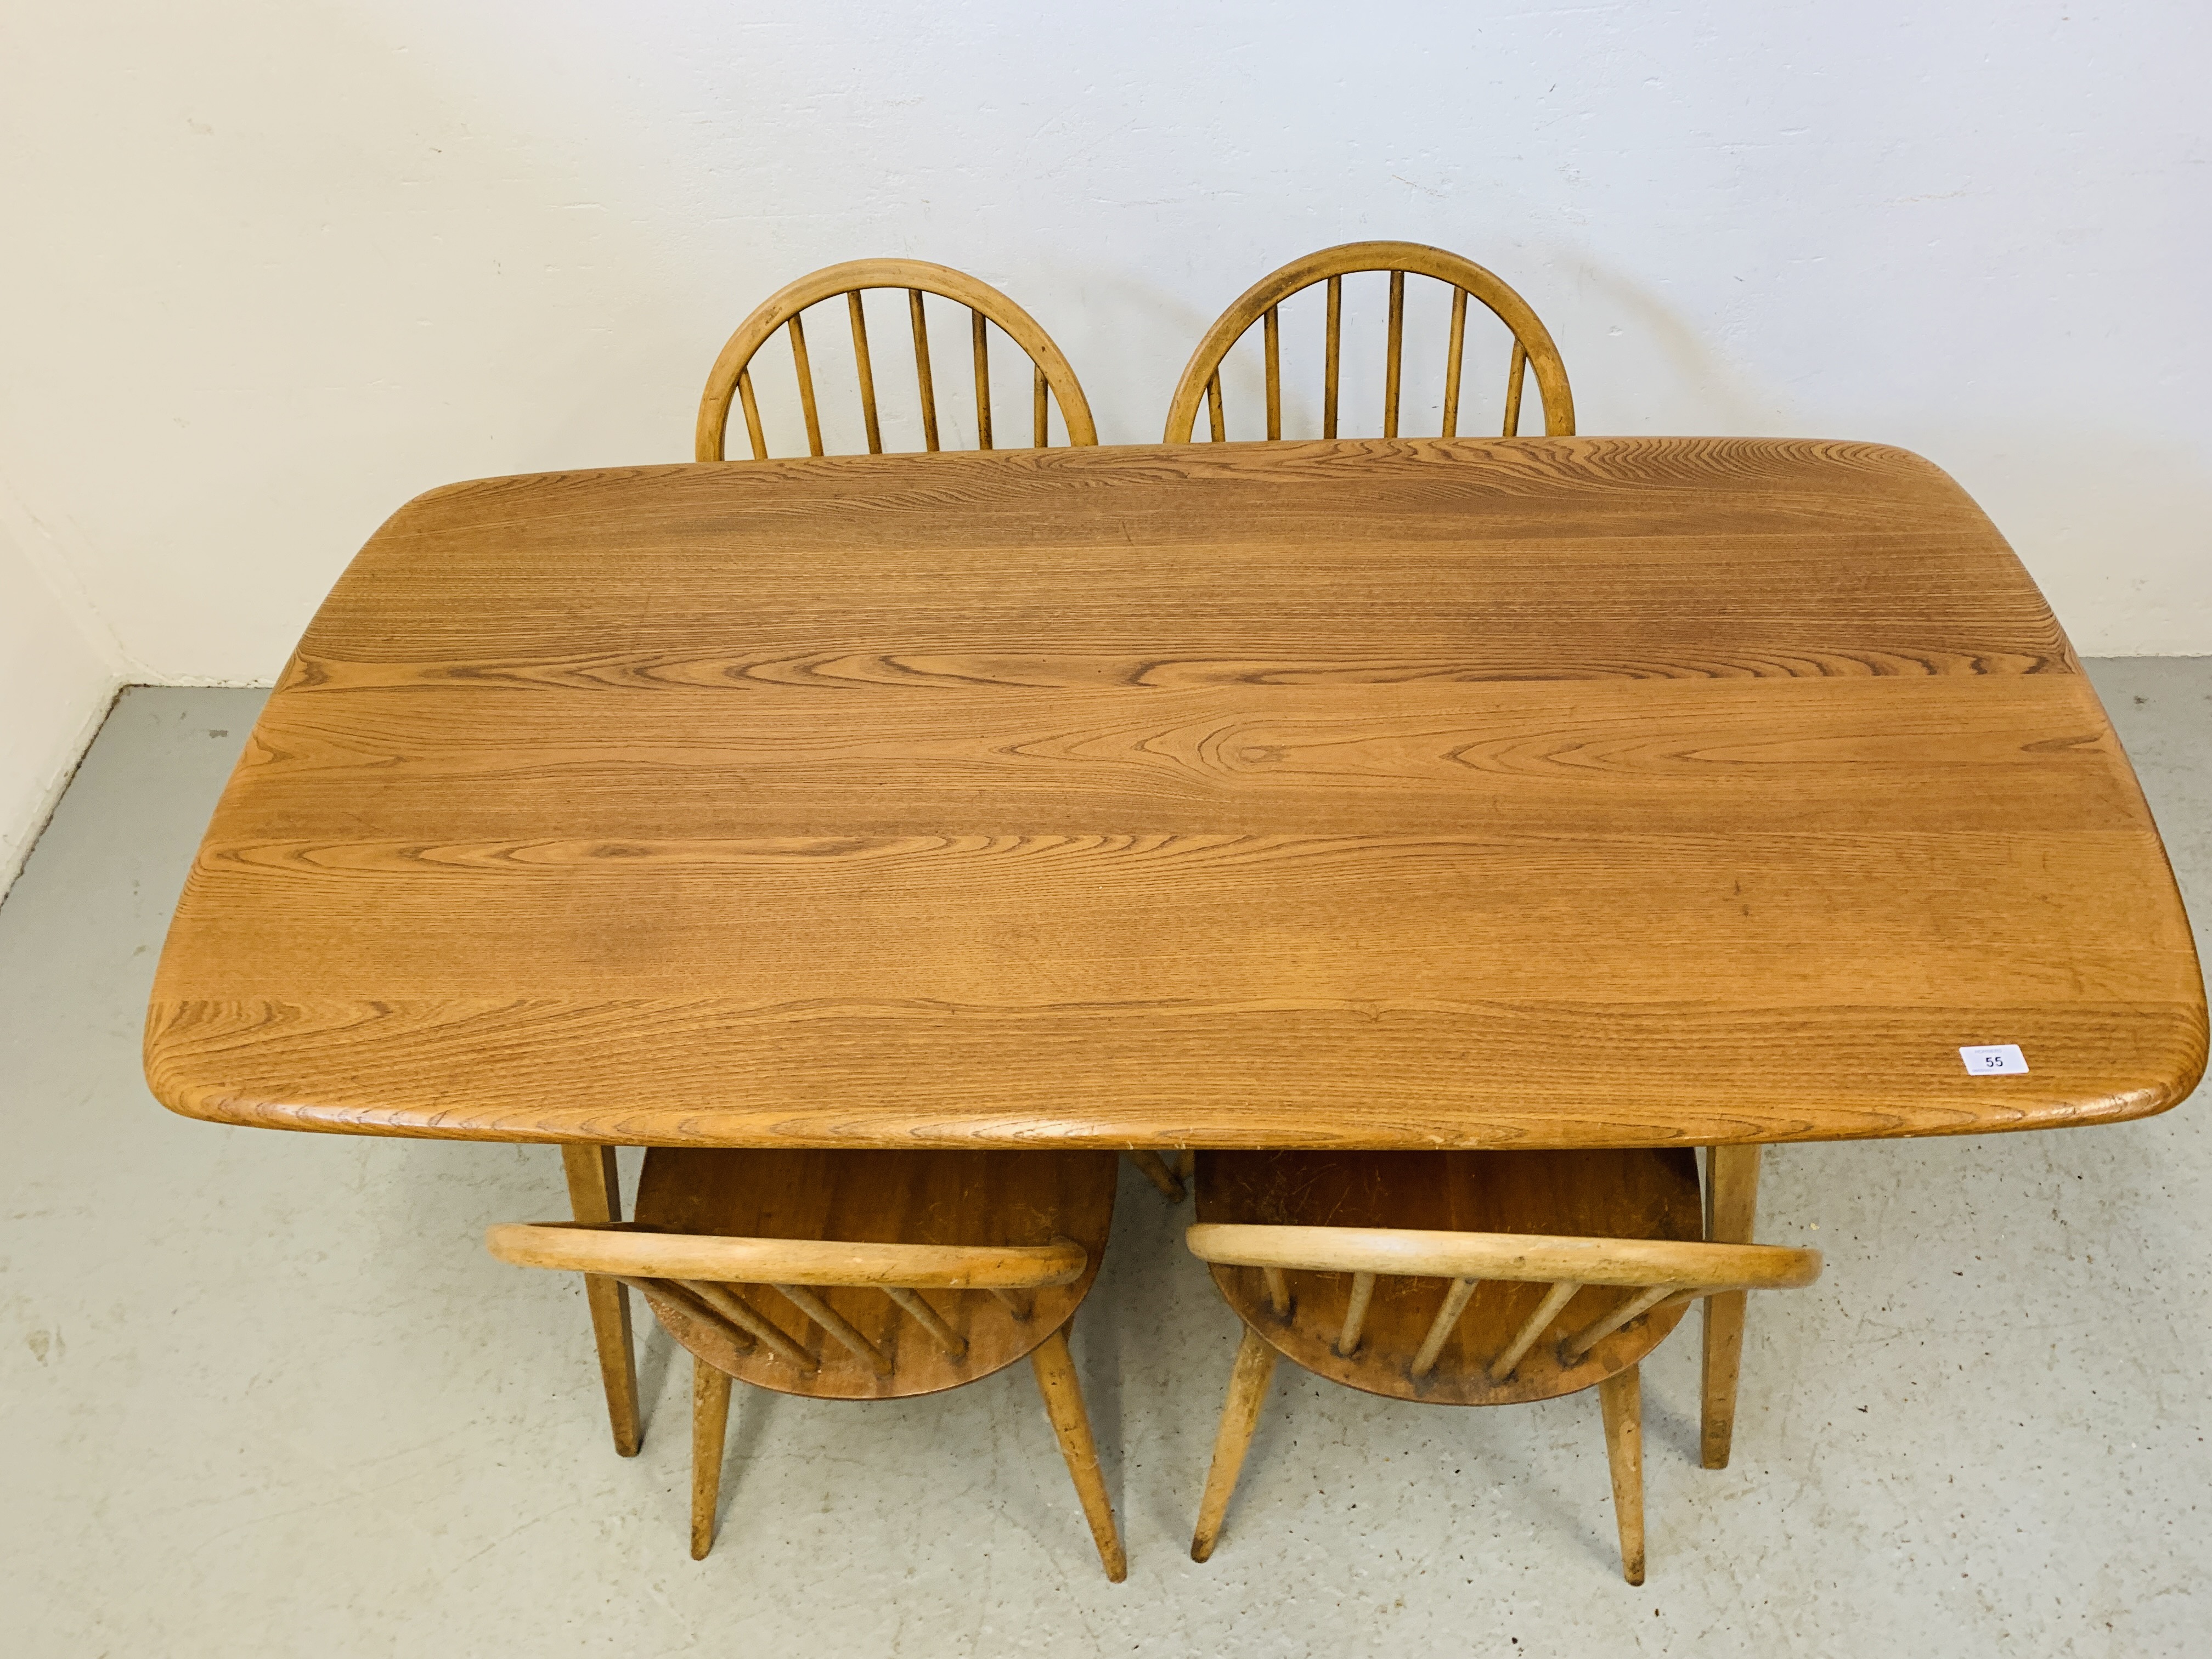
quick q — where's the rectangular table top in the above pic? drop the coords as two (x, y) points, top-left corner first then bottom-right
(144, 437), (2207, 1149)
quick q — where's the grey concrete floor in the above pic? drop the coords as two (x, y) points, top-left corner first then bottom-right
(3, 667), (2208, 1658)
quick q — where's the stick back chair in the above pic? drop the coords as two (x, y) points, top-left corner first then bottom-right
(490, 1147), (1126, 1578)
(1183, 1149), (1819, 1583)
(696, 258), (1098, 461)
(1164, 240), (1574, 444)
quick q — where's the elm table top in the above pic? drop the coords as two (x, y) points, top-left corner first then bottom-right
(144, 438), (2207, 1149)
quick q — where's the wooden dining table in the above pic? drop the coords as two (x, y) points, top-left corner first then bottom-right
(144, 435), (2207, 1467)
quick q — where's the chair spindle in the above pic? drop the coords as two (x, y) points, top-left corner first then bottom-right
(1503, 340), (1528, 437)
(908, 289), (940, 452)
(970, 309), (992, 449)
(1488, 1279), (1581, 1382)
(774, 1283), (893, 1376)
(682, 1278), (815, 1371)
(847, 291), (883, 454)
(1032, 364), (1048, 448)
(1263, 304), (1282, 440)
(1442, 286), (1469, 439)
(736, 370), (769, 461)
(1562, 1283), (1675, 1364)
(1323, 274), (1342, 438)
(787, 314), (824, 456)
(1206, 372), (1225, 443)
(1410, 1277), (1480, 1378)
(1384, 269), (1405, 438)
(1261, 1266), (1291, 1318)
(883, 1286), (967, 1358)
(1335, 1271), (1375, 1357)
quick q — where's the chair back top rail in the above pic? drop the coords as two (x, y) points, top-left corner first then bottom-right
(696, 257), (1098, 461)
(487, 1220), (1087, 1289)
(1186, 1222), (1820, 1292)
(1164, 239), (1574, 443)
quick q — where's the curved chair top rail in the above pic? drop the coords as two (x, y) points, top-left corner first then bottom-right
(487, 1220), (1088, 1290)
(1164, 239), (1575, 443)
(696, 257), (1099, 461)
(1186, 1223), (1820, 1293)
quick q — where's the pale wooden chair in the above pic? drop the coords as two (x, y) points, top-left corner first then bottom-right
(490, 1147), (1127, 1579)
(696, 258), (1098, 461)
(1164, 240), (1574, 444)
(1183, 1149), (1819, 1583)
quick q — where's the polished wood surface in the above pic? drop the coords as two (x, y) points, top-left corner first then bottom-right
(495, 1147), (1126, 1575)
(622, 1148), (1115, 1400)
(1190, 1149), (1709, 1407)
(1183, 1148), (1813, 1580)
(144, 438), (2207, 1149)
(1165, 241), (1574, 442)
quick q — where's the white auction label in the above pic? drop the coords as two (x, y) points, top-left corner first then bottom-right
(1959, 1044), (2029, 1075)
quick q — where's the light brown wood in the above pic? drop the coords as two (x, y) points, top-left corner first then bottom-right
(146, 439), (2208, 1151)
(1384, 269), (1405, 439)
(690, 1357), (731, 1559)
(1701, 1143), (1763, 1469)
(1442, 286), (1468, 438)
(1194, 1150), (1709, 1408)
(1409, 1277), (1479, 1379)
(907, 289), (939, 452)
(635, 1149), (1112, 1401)
(695, 258), (1096, 460)
(1598, 1364), (1646, 1585)
(970, 308), (992, 451)
(1323, 275), (1341, 437)
(560, 1144), (640, 1457)
(787, 314), (822, 458)
(883, 1286), (967, 1358)
(1166, 241), (1573, 441)
(1029, 1325), (1128, 1582)
(486, 1221), (1087, 1289)
(1561, 1283), (1678, 1363)
(1488, 1278), (1582, 1383)
(847, 292), (882, 455)
(1260, 1267), (1290, 1319)
(1262, 304), (1282, 440)
(500, 1147), (1126, 1573)
(1127, 1149), (1187, 1202)
(683, 1277), (813, 1370)
(1335, 1271), (1375, 1356)
(1186, 1149), (1797, 1579)
(1188, 1224), (1819, 1291)
(1190, 1324), (1277, 1562)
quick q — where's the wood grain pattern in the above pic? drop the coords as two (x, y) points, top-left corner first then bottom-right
(625, 1148), (1115, 1400)
(1191, 1149), (1706, 1407)
(144, 438), (2207, 1149)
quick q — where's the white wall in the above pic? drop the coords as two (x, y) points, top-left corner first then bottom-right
(0, 0), (2206, 692)
(0, 496), (122, 891)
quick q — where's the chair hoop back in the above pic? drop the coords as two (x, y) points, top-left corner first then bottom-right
(1187, 1222), (1820, 1293)
(1164, 240), (1574, 442)
(696, 258), (1098, 460)
(487, 1220), (1088, 1289)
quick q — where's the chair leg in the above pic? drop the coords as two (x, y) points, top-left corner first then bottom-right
(691, 1357), (733, 1560)
(1598, 1364), (1646, 1585)
(1190, 1325), (1277, 1562)
(1127, 1150), (1186, 1203)
(561, 1144), (642, 1457)
(1700, 1144), (1762, 1469)
(1029, 1324), (1127, 1581)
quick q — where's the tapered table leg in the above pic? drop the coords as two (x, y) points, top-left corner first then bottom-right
(1700, 1143), (1762, 1469)
(562, 1143), (642, 1457)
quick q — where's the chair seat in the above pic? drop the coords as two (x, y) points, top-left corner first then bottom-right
(1195, 1149), (1702, 1405)
(633, 1148), (1116, 1401)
